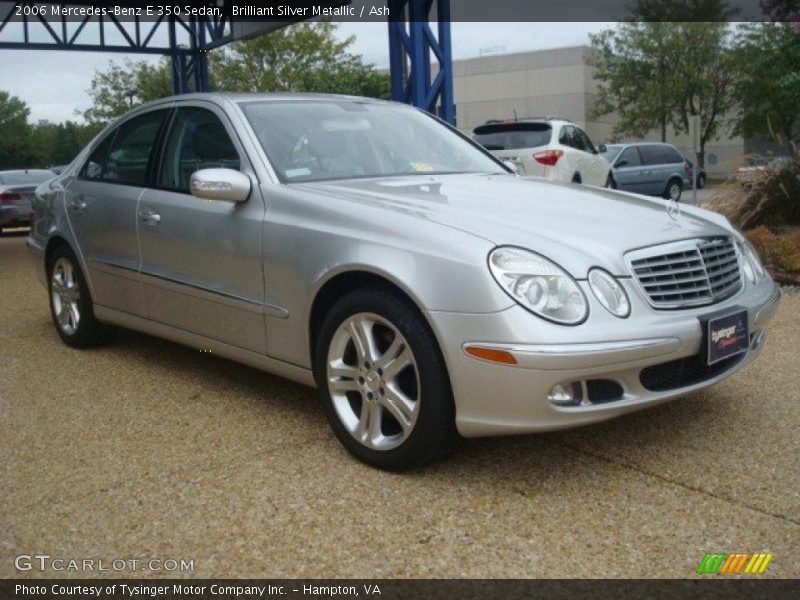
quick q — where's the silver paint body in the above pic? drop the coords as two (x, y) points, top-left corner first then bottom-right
(28, 93), (781, 437)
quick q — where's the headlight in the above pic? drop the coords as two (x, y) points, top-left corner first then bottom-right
(588, 269), (630, 318)
(738, 241), (766, 284)
(488, 247), (588, 325)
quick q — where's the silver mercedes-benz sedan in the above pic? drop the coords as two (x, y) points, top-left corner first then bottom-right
(28, 93), (781, 470)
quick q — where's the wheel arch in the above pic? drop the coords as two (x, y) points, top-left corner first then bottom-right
(43, 235), (96, 303)
(308, 268), (438, 367)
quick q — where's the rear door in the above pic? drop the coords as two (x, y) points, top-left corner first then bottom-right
(637, 144), (671, 195)
(472, 122), (552, 176)
(66, 108), (169, 316)
(137, 103), (267, 353)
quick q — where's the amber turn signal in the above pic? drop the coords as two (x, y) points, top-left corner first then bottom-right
(464, 345), (518, 365)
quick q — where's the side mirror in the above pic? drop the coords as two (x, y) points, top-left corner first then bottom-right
(502, 160), (519, 174)
(615, 160), (628, 168)
(190, 168), (251, 203)
(597, 144), (607, 153)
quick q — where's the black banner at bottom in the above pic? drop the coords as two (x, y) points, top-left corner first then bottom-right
(2, 579), (799, 600)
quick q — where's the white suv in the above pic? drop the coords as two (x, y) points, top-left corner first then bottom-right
(473, 118), (612, 187)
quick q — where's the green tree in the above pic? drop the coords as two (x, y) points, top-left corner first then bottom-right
(733, 22), (800, 153)
(211, 22), (390, 98)
(590, 21), (736, 167)
(82, 58), (171, 124)
(0, 91), (36, 169)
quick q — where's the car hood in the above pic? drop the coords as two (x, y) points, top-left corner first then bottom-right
(294, 173), (733, 277)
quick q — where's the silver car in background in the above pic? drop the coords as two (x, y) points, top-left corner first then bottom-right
(602, 143), (691, 201)
(28, 93), (781, 470)
(0, 169), (55, 233)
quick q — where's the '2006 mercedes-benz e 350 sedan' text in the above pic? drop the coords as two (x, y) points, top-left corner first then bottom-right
(28, 93), (782, 470)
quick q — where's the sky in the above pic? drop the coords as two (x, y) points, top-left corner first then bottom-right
(0, 22), (613, 123)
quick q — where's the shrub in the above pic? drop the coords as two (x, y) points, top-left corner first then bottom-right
(732, 163), (800, 230)
(746, 225), (800, 275)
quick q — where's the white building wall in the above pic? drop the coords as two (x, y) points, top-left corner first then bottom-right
(452, 45), (743, 177)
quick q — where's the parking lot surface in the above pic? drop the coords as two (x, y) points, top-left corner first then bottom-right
(1, 233), (798, 578)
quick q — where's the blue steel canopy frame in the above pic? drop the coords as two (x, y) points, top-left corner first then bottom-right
(0, 1), (455, 121)
(388, 0), (455, 124)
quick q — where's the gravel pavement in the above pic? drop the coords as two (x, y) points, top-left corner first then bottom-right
(1, 233), (798, 579)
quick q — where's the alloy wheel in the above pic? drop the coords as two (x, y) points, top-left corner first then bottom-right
(51, 257), (81, 335)
(326, 312), (420, 451)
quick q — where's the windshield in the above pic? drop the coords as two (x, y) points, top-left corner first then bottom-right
(0, 170), (54, 185)
(472, 123), (552, 150)
(241, 100), (503, 183)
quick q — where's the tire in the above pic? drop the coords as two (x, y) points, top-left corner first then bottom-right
(605, 173), (616, 189)
(47, 245), (113, 348)
(571, 173), (582, 184)
(664, 178), (682, 201)
(698, 173), (706, 189)
(314, 287), (458, 470)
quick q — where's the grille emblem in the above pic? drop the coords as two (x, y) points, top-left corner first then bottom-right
(667, 199), (681, 221)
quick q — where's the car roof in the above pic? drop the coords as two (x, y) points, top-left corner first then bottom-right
(608, 142), (679, 148)
(0, 169), (54, 177)
(132, 91), (392, 111)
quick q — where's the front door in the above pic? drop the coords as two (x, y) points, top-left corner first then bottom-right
(65, 108), (169, 316)
(612, 146), (647, 194)
(137, 104), (267, 353)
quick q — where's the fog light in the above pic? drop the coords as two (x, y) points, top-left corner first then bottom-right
(548, 381), (583, 406)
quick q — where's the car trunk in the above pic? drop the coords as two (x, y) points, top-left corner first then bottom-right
(472, 122), (552, 176)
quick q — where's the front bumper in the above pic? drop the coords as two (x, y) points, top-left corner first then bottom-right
(427, 277), (782, 437)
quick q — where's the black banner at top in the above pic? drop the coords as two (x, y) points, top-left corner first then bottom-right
(2, 579), (800, 600)
(1, 0), (797, 22)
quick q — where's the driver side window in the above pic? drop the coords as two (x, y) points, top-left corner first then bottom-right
(158, 107), (241, 193)
(616, 147), (642, 167)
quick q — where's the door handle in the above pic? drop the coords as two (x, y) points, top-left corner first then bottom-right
(139, 209), (161, 225)
(68, 197), (86, 211)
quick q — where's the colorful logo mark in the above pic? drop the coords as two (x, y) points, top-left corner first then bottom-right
(696, 553), (773, 574)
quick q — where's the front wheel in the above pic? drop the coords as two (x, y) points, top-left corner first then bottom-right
(48, 246), (113, 348)
(314, 288), (458, 470)
(664, 178), (683, 201)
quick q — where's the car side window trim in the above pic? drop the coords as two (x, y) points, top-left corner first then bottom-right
(151, 103), (248, 196)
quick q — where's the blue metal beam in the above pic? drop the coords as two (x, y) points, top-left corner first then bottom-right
(387, 0), (455, 124)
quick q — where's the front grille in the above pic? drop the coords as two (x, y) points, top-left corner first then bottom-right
(639, 351), (746, 392)
(628, 237), (741, 309)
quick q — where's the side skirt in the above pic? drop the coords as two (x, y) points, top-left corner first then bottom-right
(93, 305), (316, 389)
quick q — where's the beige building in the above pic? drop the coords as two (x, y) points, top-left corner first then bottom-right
(452, 45), (744, 177)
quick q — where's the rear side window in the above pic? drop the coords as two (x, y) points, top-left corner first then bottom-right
(81, 110), (167, 185)
(572, 127), (596, 153)
(158, 107), (241, 192)
(473, 123), (552, 150)
(639, 144), (684, 166)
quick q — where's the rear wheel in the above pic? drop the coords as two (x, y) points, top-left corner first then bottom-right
(314, 287), (458, 470)
(571, 173), (582, 184)
(664, 178), (683, 201)
(605, 173), (616, 189)
(697, 173), (706, 189)
(48, 246), (113, 348)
